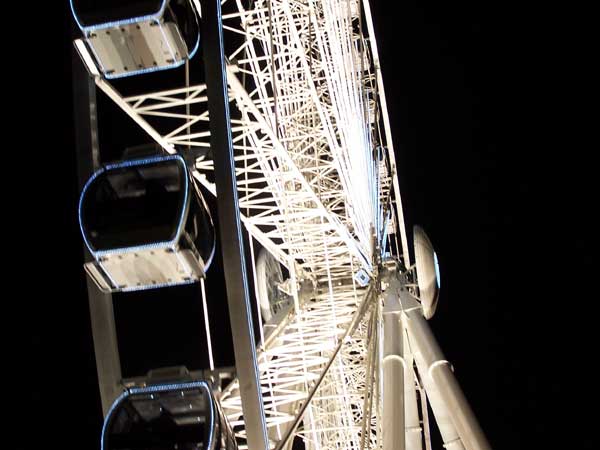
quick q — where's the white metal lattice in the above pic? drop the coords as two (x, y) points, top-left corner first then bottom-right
(81, 1), (412, 448)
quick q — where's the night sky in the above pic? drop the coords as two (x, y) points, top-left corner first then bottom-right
(21, 1), (592, 449)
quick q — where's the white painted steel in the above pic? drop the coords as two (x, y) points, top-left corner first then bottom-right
(414, 351), (466, 450)
(403, 327), (423, 450)
(407, 309), (492, 450)
(382, 311), (405, 450)
(86, 1), (407, 446)
(413, 226), (440, 319)
(77, 1), (492, 449)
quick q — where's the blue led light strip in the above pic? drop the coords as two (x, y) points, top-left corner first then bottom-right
(434, 252), (441, 288)
(104, 59), (185, 79)
(120, 277), (197, 293)
(70, 0), (168, 32)
(101, 380), (214, 450)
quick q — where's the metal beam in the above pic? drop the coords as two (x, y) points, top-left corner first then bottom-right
(72, 46), (122, 416)
(273, 283), (377, 450)
(199, 1), (269, 449)
(362, 0), (410, 266)
(381, 262), (491, 450)
(403, 328), (423, 450)
(382, 310), (405, 450)
(413, 350), (465, 450)
(406, 309), (492, 450)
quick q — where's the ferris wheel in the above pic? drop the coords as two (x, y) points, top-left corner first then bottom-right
(69, 1), (492, 449)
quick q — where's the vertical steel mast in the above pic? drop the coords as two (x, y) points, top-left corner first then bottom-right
(200, 0), (269, 448)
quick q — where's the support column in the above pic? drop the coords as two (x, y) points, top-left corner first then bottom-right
(413, 352), (465, 450)
(403, 330), (423, 450)
(72, 47), (122, 416)
(406, 309), (492, 450)
(382, 311), (405, 450)
(200, 1), (268, 449)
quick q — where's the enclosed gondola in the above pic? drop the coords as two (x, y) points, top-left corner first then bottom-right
(79, 154), (215, 293)
(102, 380), (237, 450)
(70, 0), (200, 78)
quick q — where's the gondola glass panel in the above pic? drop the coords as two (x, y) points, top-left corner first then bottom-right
(71, 0), (164, 28)
(79, 155), (215, 293)
(82, 158), (185, 251)
(102, 381), (237, 450)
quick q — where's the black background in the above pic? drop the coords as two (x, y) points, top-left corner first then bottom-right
(17, 1), (593, 449)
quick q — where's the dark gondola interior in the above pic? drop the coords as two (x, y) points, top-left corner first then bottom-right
(81, 158), (186, 252)
(104, 385), (211, 450)
(72, 0), (164, 27)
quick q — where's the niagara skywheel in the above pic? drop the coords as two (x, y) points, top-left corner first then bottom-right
(70, 1), (492, 450)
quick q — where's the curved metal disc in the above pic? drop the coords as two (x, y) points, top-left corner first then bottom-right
(413, 225), (440, 319)
(255, 248), (289, 323)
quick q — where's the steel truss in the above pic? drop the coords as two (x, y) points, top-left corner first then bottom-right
(74, 1), (491, 449)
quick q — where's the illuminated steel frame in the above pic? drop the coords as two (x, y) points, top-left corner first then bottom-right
(71, 1), (492, 450)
